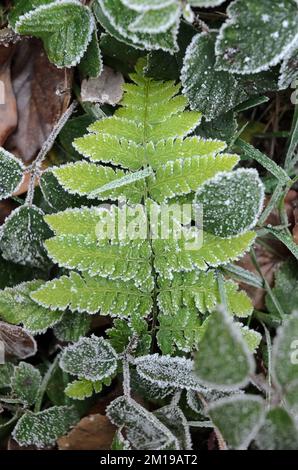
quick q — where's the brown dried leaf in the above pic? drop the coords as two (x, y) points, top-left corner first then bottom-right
(81, 65), (124, 106)
(0, 321), (37, 359)
(0, 44), (17, 144)
(57, 414), (116, 450)
(2, 38), (72, 163)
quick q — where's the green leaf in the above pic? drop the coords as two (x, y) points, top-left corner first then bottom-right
(208, 395), (265, 449)
(79, 30), (103, 79)
(107, 315), (150, 355)
(12, 406), (79, 448)
(272, 311), (298, 404)
(59, 335), (118, 382)
(148, 153), (239, 202)
(107, 396), (178, 450)
(52, 161), (145, 203)
(0, 363), (15, 389)
(53, 312), (91, 343)
(94, 0), (179, 53)
(135, 354), (207, 391)
(154, 231), (256, 277)
(215, 0), (298, 74)
(14, 0), (94, 68)
(279, 42), (298, 89)
(189, 0), (225, 5)
(265, 227), (298, 261)
(181, 32), (277, 120)
(266, 260), (298, 317)
(158, 270), (253, 318)
(197, 111), (237, 144)
(236, 139), (290, 184)
(59, 114), (95, 160)
(255, 407), (298, 450)
(195, 308), (255, 390)
(11, 362), (41, 406)
(64, 379), (94, 400)
(0, 148), (24, 201)
(44, 208), (153, 291)
(154, 405), (192, 450)
(195, 169), (264, 237)
(0, 205), (53, 269)
(30, 272), (152, 317)
(128, 4), (180, 34)
(40, 170), (92, 211)
(0, 281), (63, 334)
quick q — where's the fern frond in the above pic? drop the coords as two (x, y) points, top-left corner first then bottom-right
(158, 270), (253, 318)
(53, 161), (145, 203)
(30, 272), (152, 317)
(153, 231), (256, 278)
(73, 134), (144, 170)
(148, 153), (239, 202)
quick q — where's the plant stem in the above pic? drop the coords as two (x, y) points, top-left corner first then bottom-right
(34, 353), (60, 413)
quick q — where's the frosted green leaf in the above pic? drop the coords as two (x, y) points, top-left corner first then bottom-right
(135, 354), (207, 391)
(52, 161), (145, 203)
(79, 30), (103, 79)
(265, 260), (298, 317)
(0, 148), (24, 201)
(128, 4), (180, 34)
(95, 0), (179, 53)
(148, 153), (239, 202)
(14, 0), (94, 68)
(112, 430), (131, 450)
(146, 137), (227, 169)
(272, 311), (298, 396)
(65, 379), (94, 400)
(255, 407), (298, 450)
(157, 308), (201, 355)
(73, 133), (144, 170)
(154, 405), (192, 450)
(11, 362), (41, 406)
(8, 0), (53, 28)
(0, 205), (52, 269)
(208, 395), (265, 449)
(43, 207), (153, 291)
(153, 231), (256, 277)
(266, 227), (298, 262)
(107, 315), (150, 355)
(195, 169), (264, 237)
(30, 272), (152, 317)
(12, 406), (79, 448)
(158, 271), (253, 319)
(40, 170), (91, 211)
(278, 42), (298, 89)
(181, 32), (277, 120)
(0, 281), (63, 334)
(195, 308), (255, 390)
(60, 335), (117, 382)
(120, 0), (176, 11)
(235, 324), (262, 353)
(0, 363), (14, 389)
(107, 396), (178, 450)
(53, 312), (91, 343)
(215, 0), (298, 74)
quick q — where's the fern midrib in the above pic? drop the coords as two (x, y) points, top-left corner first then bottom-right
(141, 76), (159, 351)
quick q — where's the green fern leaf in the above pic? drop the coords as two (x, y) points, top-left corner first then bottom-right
(30, 272), (152, 317)
(153, 231), (256, 277)
(158, 270), (253, 318)
(53, 161), (145, 203)
(148, 153), (239, 202)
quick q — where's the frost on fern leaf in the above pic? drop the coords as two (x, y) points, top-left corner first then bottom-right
(31, 60), (264, 354)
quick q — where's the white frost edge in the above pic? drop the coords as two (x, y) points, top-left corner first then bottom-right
(120, 0), (176, 13)
(0, 147), (25, 200)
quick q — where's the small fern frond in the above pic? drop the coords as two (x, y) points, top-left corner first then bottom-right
(31, 272), (152, 317)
